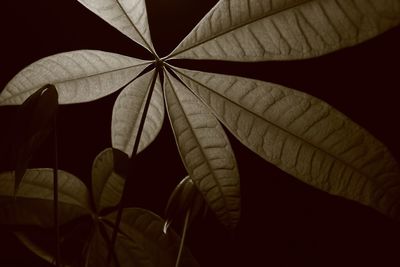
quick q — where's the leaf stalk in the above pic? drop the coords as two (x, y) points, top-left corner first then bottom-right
(175, 208), (191, 267)
(53, 114), (60, 267)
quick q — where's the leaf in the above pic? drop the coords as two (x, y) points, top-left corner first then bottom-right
(14, 232), (55, 265)
(15, 216), (93, 267)
(100, 208), (200, 267)
(167, 0), (400, 61)
(112, 69), (164, 157)
(84, 224), (113, 267)
(164, 176), (205, 233)
(77, 0), (156, 54)
(174, 67), (400, 220)
(14, 232), (77, 267)
(0, 50), (150, 105)
(13, 84), (58, 194)
(92, 148), (127, 213)
(17, 84), (58, 136)
(0, 169), (91, 227)
(164, 72), (240, 230)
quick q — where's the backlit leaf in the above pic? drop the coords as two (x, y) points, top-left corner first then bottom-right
(168, 0), (400, 61)
(112, 69), (164, 157)
(174, 67), (400, 220)
(0, 50), (150, 105)
(77, 0), (156, 54)
(164, 72), (240, 230)
(0, 169), (91, 227)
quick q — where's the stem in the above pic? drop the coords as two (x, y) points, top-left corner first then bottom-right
(53, 115), (60, 267)
(175, 208), (191, 267)
(107, 70), (159, 265)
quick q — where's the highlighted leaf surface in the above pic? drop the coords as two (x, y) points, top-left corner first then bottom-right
(77, 0), (155, 53)
(0, 50), (149, 105)
(175, 67), (400, 220)
(111, 70), (164, 157)
(164, 72), (240, 230)
(169, 0), (400, 61)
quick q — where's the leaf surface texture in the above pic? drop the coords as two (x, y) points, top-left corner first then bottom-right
(0, 169), (91, 227)
(164, 72), (240, 230)
(77, 0), (155, 53)
(174, 67), (400, 219)
(169, 0), (400, 61)
(0, 50), (149, 105)
(91, 148), (125, 212)
(111, 70), (164, 157)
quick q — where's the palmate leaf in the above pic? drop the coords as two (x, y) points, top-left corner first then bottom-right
(0, 50), (150, 105)
(167, 0), (400, 61)
(77, 0), (156, 54)
(164, 72), (240, 230)
(0, 169), (91, 227)
(91, 148), (126, 213)
(173, 67), (400, 220)
(111, 69), (164, 157)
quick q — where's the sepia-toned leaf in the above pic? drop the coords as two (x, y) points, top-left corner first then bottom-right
(101, 208), (199, 267)
(174, 67), (400, 220)
(164, 176), (205, 233)
(77, 0), (156, 54)
(0, 169), (91, 227)
(91, 148), (127, 213)
(164, 72), (240, 230)
(168, 0), (400, 61)
(14, 232), (56, 265)
(0, 50), (150, 105)
(15, 216), (93, 267)
(112, 69), (164, 157)
(13, 84), (58, 194)
(84, 223), (115, 267)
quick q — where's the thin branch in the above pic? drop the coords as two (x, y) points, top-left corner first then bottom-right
(175, 208), (191, 267)
(53, 114), (60, 267)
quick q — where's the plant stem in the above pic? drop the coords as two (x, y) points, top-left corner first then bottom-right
(107, 70), (159, 265)
(175, 208), (191, 267)
(53, 115), (60, 267)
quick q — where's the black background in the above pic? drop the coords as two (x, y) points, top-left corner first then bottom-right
(1, 1), (400, 266)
